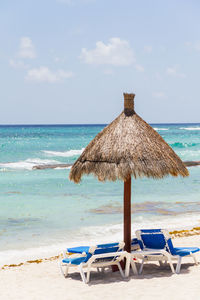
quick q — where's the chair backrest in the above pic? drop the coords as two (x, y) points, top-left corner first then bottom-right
(132, 238), (139, 245)
(67, 246), (90, 254)
(135, 229), (174, 254)
(87, 241), (125, 263)
(94, 241), (124, 255)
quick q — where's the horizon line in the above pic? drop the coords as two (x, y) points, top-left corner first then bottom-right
(0, 122), (199, 126)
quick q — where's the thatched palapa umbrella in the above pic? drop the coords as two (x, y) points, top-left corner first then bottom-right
(69, 93), (189, 252)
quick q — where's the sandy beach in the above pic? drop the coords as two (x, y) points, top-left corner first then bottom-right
(1, 234), (200, 300)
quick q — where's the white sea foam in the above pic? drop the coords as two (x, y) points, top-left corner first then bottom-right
(1, 213), (200, 267)
(177, 150), (200, 159)
(153, 128), (168, 131)
(0, 244), (68, 267)
(0, 158), (59, 171)
(54, 166), (71, 170)
(180, 127), (200, 131)
(78, 214), (200, 243)
(42, 148), (85, 157)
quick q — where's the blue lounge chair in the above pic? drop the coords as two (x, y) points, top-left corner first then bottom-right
(65, 239), (140, 254)
(132, 229), (200, 274)
(59, 242), (137, 283)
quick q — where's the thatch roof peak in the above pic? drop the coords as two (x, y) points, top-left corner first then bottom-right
(124, 93), (135, 116)
(69, 93), (189, 183)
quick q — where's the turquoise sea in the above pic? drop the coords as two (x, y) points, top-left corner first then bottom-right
(0, 123), (200, 265)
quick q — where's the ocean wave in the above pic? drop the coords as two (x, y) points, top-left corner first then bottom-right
(54, 166), (71, 170)
(0, 158), (59, 171)
(80, 214), (200, 240)
(180, 127), (200, 131)
(170, 142), (199, 148)
(1, 213), (200, 267)
(153, 128), (169, 131)
(42, 148), (85, 157)
(178, 150), (200, 158)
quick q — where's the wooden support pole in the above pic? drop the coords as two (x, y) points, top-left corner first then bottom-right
(124, 176), (131, 253)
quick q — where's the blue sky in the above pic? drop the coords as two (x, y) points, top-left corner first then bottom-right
(1, 0), (200, 124)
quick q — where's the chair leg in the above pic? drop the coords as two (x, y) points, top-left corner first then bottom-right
(176, 256), (182, 274)
(65, 265), (69, 277)
(191, 253), (198, 265)
(78, 265), (87, 284)
(130, 259), (138, 276)
(59, 261), (69, 278)
(163, 259), (168, 265)
(139, 258), (145, 275)
(59, 261), (65, 277)
(86, 265), (91, 283)
(124, 254), (131, 277)
(168, 258), (175, 274)
(117, 262), (125, 278)
(159, 260), (164, 267)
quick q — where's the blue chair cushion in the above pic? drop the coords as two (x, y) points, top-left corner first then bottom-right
(97, 242), (119, 248)
(62, 253), (92, 265)
(141, 229), (162, 233)
(140, 233), (166, 250)
(94, 246), (119, 255)
(131, 238), (139, 245)
(172, 247), (200, 257)
(67, 243), (120, 254)
(67, 246), (90, 254)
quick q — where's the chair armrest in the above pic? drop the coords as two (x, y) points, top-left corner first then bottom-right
(89, 251), (128, 263)
(131, 249), (171, 258)
(61, 250), (87, 259)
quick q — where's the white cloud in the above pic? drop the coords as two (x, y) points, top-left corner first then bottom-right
(166, 66), (186, 78)
(194, 43), (200, 51)
(152, 92), (166, 99)
(144, 45), (152, 53)
(135, 64), (144, 72)
(80, 38), (135, 66)
(18, 37), (36, 59)
(185, 41), (200, 51)
(25, 67), (74, 83)
(9, 59), (29, 69)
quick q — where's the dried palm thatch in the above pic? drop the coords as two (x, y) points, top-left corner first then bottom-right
(69, 93), (189, 183)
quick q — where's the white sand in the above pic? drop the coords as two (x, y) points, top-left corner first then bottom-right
(1, 235), (200, 300)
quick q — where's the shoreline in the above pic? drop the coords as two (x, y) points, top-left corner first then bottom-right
(32, 160), (200, 170)
(2, 226), (200, 271)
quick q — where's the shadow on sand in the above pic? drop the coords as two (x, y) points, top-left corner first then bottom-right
(64, 262), (194, 285)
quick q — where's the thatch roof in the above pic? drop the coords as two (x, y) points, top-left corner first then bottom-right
(69, 93), (189, 183)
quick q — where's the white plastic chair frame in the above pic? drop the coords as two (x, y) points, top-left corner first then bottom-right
(59, 242), (137, 283)
(131, 229), (198, 274)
